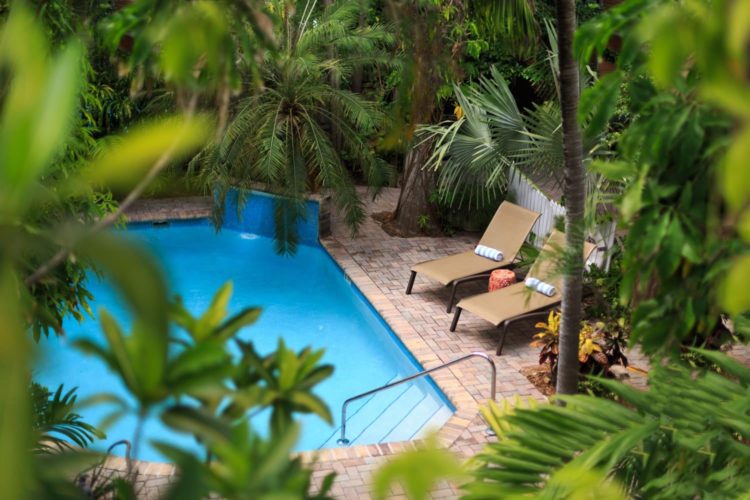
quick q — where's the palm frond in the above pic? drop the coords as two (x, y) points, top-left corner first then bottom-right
(32, 383), (103, 454)
(191, 0), (391, 251)
(465, 353), (750, 498)
(470, 0), (539, 56)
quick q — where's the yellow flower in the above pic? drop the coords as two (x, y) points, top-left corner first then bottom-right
(454, 104), (463, 120)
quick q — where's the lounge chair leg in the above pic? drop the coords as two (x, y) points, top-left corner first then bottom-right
(406, 271), (416, 295)
(496, 321), (510, 355)
(447, 282), (458, 313)
(450, 307), (462, 332)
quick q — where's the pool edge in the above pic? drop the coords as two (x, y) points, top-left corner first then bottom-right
(115, 197), (486, 473)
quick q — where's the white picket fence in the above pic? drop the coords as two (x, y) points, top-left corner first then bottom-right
(507, 170), (615, 269)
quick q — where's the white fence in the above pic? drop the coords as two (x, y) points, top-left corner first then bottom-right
(508, 170), (615, 269)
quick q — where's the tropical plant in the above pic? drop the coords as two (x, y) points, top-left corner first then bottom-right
(192, 0), (394, 252)
(531, 310), (628, 386)
(1, 5), (337, 497)
(419, 24), (606, 213)
(385, 0), (537, 236)
(79, 282), (335, 496)
(466, 350), (750, 498)
(577, 0), (750, 355)
(31, 382), (104, 454)
(102, 0), (277, 124)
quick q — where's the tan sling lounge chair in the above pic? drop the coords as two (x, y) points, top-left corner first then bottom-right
(405, 201), (540, 313)
(449, 230), (596, 355)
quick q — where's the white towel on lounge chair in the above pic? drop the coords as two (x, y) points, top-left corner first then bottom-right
(525, 277), (556, 297)
(474, 244), (504, 262)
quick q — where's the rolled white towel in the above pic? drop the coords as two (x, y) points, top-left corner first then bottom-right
(525, 277), (556, 297)
(475, 244), (504, 262)
(536, 281), (556, 297)
(524, 277), (540, 288)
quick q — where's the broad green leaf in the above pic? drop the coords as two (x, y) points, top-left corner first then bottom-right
(78, 232), (168, 334)
(213, 307), (261, 341)
(253, 423), (300, 479)
(690, 348), (750, 384)
(701, 80), (750, 121)
(645, 11), (690, 88)
(728, 0), (750, 59)
(545, 464), (627, 500)
(373, 436), (465, 500)
(84, 115), (211, 189)
(161, 405), (232, 446)
(580, 71), (622, 138)
(194, 282), (233, 341)
(0, 264), (31, 500)
(620, 169), (646, 221)
(588, 160), (638, 181)
(289, 391), (332, 424)
(0, 7), (82, 214)
(720, 254), (750, 315)
(738, 210), (750, 242)
(721, 127), (750, 213)
(98, 310), (139, 394)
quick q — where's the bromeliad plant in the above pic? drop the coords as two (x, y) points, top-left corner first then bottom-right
(531, 310), (628, 386)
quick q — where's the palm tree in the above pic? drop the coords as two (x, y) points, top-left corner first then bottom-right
(419, 14), (599, 394)
(386, 0), (550, 235)
(554, 0), (586, 395)
(193, 0), (394, 252)
(418, 26), (606, 216)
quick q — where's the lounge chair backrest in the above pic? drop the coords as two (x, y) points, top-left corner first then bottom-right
(478, 201), (541, 256)
(528, 230), (597, 286)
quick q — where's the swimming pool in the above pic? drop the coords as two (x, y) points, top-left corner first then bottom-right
(35, 191), (454, 462)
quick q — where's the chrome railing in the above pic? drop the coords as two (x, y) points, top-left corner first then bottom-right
(336, 352), (496, 445)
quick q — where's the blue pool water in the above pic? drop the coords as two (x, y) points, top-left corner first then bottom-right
(35, 191), (453, 462)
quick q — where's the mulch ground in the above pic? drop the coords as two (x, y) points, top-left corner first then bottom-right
(520, 365), (556, 397)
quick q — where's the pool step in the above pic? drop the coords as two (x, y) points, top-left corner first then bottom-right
(318, 378), (453, 449)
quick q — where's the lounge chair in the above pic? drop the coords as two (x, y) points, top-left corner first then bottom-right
(449, 230), (596, 355)
(405, 201), (540, 313)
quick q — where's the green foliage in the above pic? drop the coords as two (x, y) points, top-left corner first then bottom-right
(420, 64), (606, 212)
(583, 249), (631, 348)
(102, 0), (276, 107)
(0, 0), (174, 338)
(577, 0), (749, 355)
(31, 382), (104, 454)
(530, 310), (628, 388)
(467, 351), (750, 498)
(159, 422), (333, 499)
(193, 0), (394, 253)
(78, 282), (335, 496)
(1, 6), (334, 497)
(373, 436), (465, 500)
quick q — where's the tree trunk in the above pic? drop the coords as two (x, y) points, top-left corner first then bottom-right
(351, 0), (366, 94)
(393, 139), (438, 234)
(555, 0), (586, 396)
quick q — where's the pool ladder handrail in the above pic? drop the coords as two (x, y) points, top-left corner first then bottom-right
(336, 351), (496, 445)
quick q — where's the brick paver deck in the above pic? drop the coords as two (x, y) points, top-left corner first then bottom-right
(120, 190), (750, 499)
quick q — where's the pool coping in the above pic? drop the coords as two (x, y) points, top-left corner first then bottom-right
(107, 198), (482, 477)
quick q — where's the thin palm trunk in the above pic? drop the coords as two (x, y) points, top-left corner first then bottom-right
(555, 0), (586, 395)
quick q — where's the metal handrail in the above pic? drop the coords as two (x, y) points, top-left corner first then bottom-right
(336, 352), (496, 445)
